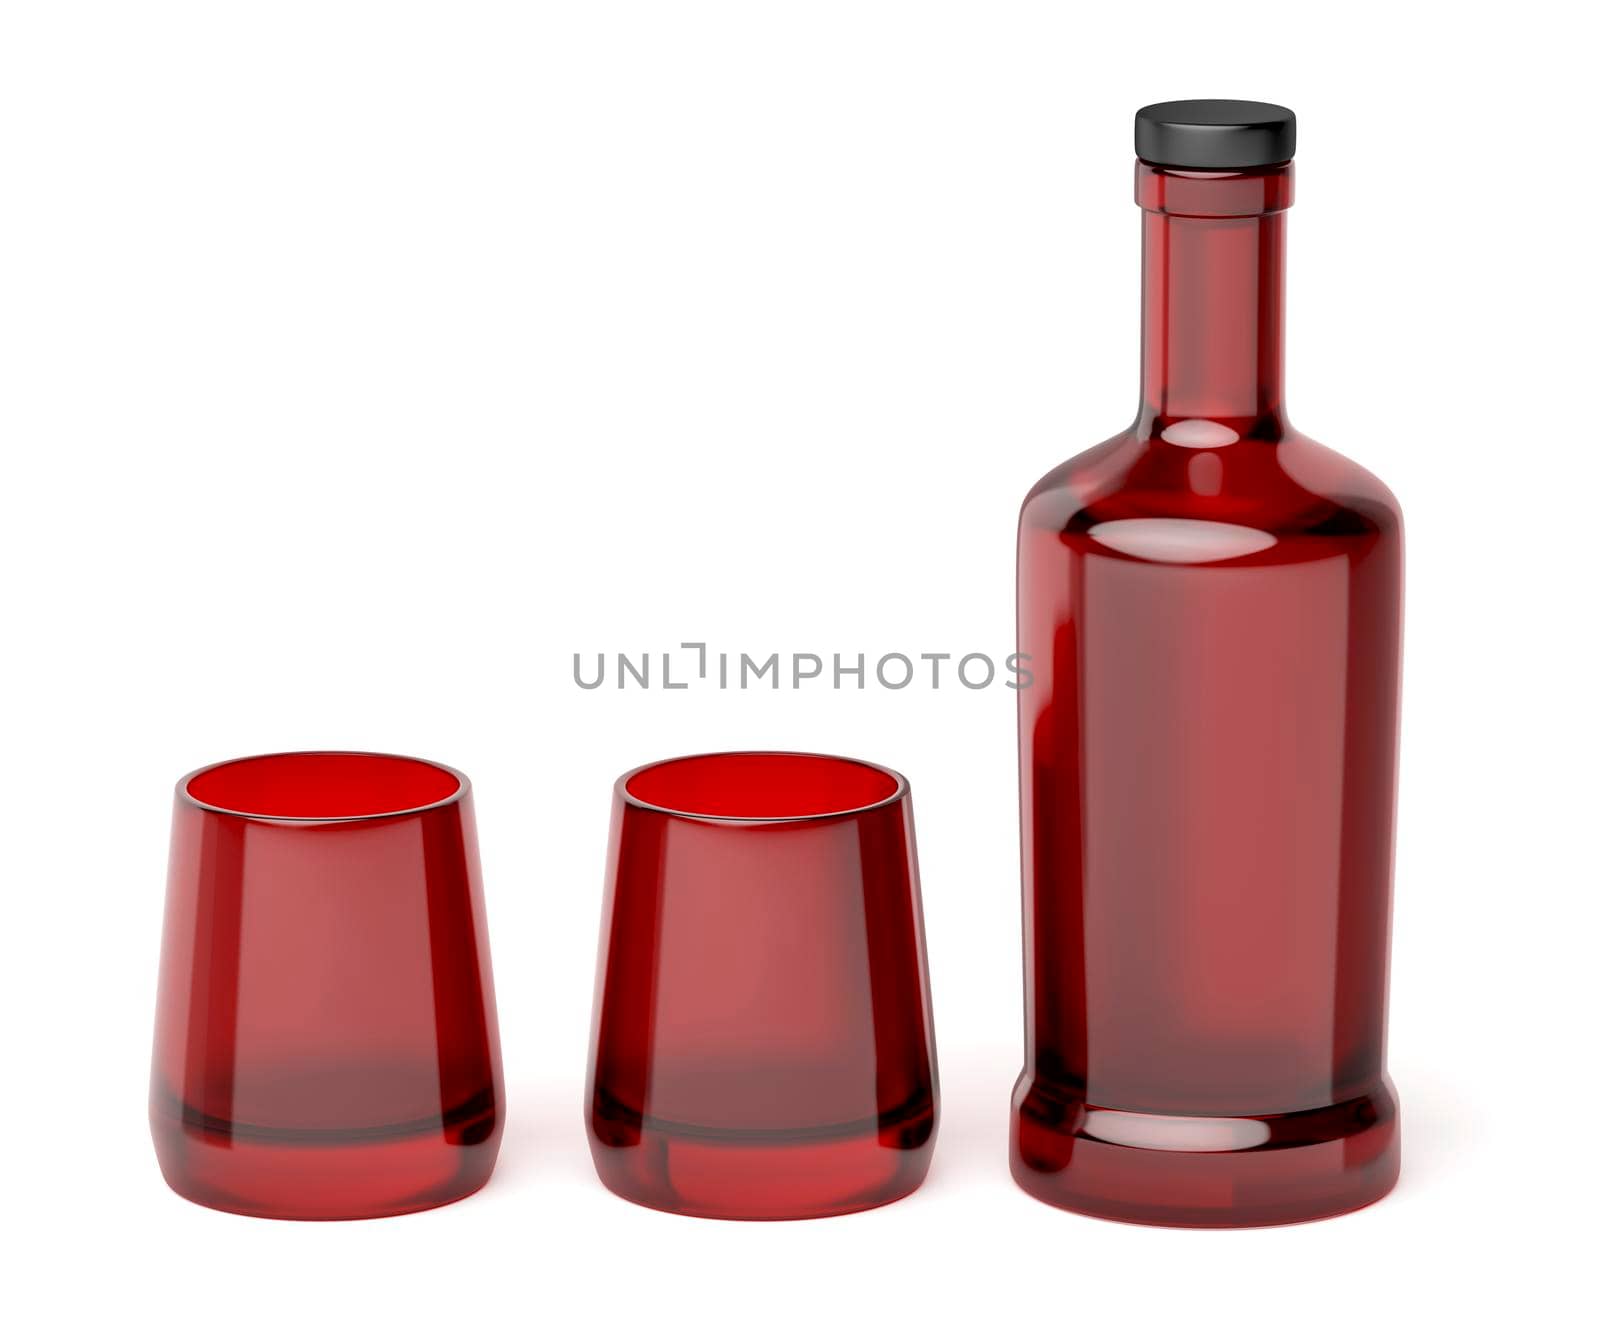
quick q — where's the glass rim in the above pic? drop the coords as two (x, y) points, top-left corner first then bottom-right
(177, 750), (470, 824)
(617, 750), (909, 826)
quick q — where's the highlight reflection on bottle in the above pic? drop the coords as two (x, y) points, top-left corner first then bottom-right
(1012, 101), (1402, 1227)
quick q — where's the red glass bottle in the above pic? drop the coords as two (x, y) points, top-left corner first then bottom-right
(1012, 102), (1402, 1226)
(150, 752), (504, 1219)
(587, 752), (939, 1220)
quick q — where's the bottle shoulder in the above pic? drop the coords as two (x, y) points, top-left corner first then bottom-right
(1020, 423), (1402, 548)
(1278, 432), (1403, 532)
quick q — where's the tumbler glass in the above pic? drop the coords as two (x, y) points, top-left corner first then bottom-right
(150, 751), (504, 1219)
(587, 752), (939, 1220)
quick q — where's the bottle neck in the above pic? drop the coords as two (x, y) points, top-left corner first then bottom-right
(1137, 161), (1293, 430)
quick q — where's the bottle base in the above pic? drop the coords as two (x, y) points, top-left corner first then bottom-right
(150, 1089), (502, 1221)
(1010, 1073), (1398, 1228)
(588, 1091), (936, 1221)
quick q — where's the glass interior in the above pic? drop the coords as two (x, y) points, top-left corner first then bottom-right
(185, 752), (462, 819)
(625, 752), (900, 819)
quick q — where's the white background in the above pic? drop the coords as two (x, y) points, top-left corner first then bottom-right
(3, 2), (1594, 1328)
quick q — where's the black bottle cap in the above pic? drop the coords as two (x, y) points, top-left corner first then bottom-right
(1135, 100), (1296, 170)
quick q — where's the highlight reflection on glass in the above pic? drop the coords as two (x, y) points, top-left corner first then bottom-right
(1087, 517), (1278, 563)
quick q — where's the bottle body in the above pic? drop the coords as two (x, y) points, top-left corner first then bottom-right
(1012, 154), (1402, 1226)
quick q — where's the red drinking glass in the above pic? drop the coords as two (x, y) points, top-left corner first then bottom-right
(1013, 104), (1402, 1226)
(587, 752), (939, 1220)
(150, 752), (504, 1219)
